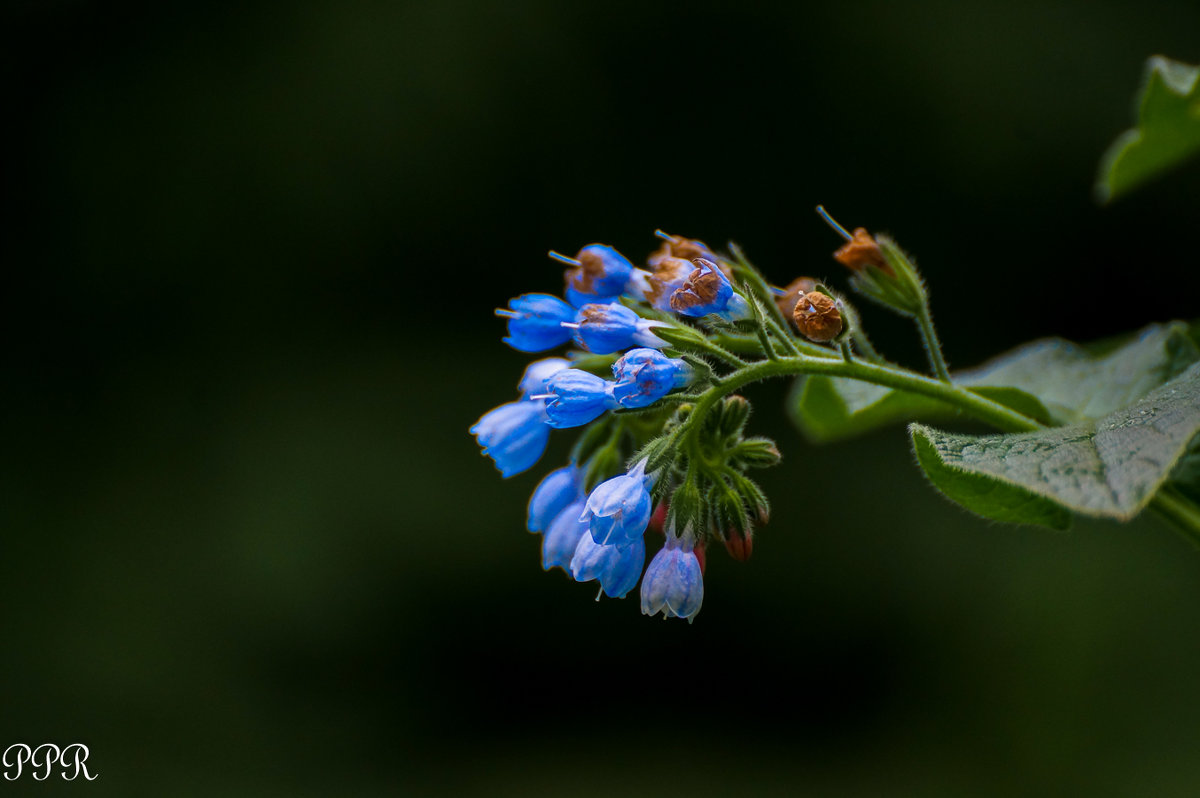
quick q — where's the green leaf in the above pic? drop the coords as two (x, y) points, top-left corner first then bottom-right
(910, 361), (1200, 523)
(1096, 55), (1200, 203)
(912, 431), (1073, 530)
(788, 322), (1198, 442)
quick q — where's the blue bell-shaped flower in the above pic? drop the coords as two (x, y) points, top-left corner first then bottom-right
(610, 348), (693, 409)
(469, 399), (551, 478)
(527, 464), (582, 533)
(497, 294), (577, 352)
(570, 534), (646, 599)
(542, 498), (589, 573)
(541, 369), (617, 429)
(581, 460), (654, 545)
(640, 528), (704, 623)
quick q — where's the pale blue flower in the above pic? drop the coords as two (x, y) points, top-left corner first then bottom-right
(640, 531), (704, 623)
(582, 460), (654, 545)
(570, 534), (646, 599)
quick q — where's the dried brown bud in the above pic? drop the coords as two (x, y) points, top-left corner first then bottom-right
(792, 291), (843, 342)
(648, 232), (714, 267)
(833, 228), (891, 275)
(565, 247), (608, 295)
(774, 276), (818, 318)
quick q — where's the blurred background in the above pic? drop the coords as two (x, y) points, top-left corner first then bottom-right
(5, 0), (1200, 795)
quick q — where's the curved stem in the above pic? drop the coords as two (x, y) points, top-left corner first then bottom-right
(686, 355), (1041, 439)
(915, 303), (953, 383)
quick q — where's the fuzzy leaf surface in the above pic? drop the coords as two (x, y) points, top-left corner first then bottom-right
(910, 361), (1200, 523)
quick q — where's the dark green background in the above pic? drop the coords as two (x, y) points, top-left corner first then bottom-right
(6, 1), (1200, 795)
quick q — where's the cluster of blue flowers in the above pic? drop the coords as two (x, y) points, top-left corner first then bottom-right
(471, 233), (758, 623)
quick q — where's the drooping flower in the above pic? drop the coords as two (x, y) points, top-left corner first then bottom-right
(543, 499), (589, 572)
(541, 369), (617, 429)
(570, 534), (646, 599)
(582, 460), (654, 545)
(497, 294), (577, 352)
(640, 528), (704, 623)
(517, 357), (570, 397)
(469, 399), (551, 478)
(568, 303), (666, 354)
(527, 464), (582, 533)
(610, 348), (692, 409)
(553, 244), (635, 307)
(669, 259), (751, 321)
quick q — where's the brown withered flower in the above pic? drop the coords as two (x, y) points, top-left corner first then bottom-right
(648, 231), (715, 268)
(774, 276), (818, 318)
(833, 228), (891, 275)
(644, 256), (695, 310)
(792, 291), (844, 342)
(669, 259), (728, 315)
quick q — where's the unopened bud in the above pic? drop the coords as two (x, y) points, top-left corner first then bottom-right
(714, 395), (752, 440)
(792, 291), (844, 342)
(724, 526), (753, 561)
(833, 228), (891, 275)
(732, 437), (782, 469)
(649, 501), (669, 534)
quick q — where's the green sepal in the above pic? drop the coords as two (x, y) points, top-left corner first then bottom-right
(730, 437), (782, 469)
(713, 395), (752, 440)
(652, 324), (711, 353)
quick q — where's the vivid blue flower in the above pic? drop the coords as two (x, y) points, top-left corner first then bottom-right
(570, 534), (646, 599)
(527, 464), (582, 533)
(553, 244), (635, 307)
(611, 348), (693, 409)
(469, 399), (551, 478)
(640, 531), (704, 623)
(540, 369), (616, 428)
(668, 259), (751, 321)
(568, 303), (666, 354)
(582, 460), (654, 545)
(517, 357), (570, 397)
(542, 498), (589, 573)
(497, 294), (576, 352)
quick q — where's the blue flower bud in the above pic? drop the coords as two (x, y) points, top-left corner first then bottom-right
(469, 399), (551, 478)
(561, 244), (635, 307)
(497, 294), (576, 352)
(582, 460), (654, 545)
(610, 348), (693, 409)
(518, 357), (570, 397)
(542, 498), (589, 573)
(669, 259), (751, 320)
(640, 532), (704, 623)
(570, 534), (646, 599)
(570, 303), (666, 355)
(541, 369), (616, 429)
(527, 464), (582, 533)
